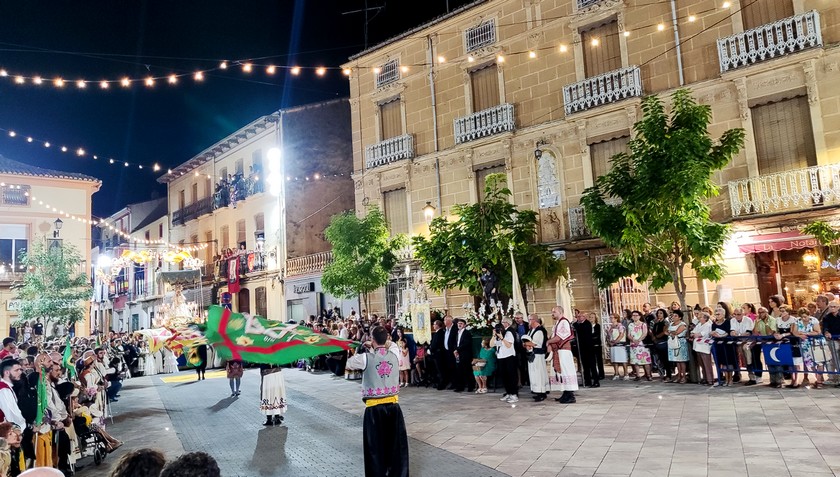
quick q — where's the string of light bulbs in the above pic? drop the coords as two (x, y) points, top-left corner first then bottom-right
(0, 1), (735, 92)
(26, 190), (209, 251)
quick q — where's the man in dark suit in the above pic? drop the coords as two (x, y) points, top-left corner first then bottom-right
(452, 319), (474, 392)
(429, 319), (445, 389)
(433, 315), (456, 390)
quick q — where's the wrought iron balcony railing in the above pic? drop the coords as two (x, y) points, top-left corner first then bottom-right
(365, 135), (414, 169)
(454, 103), (515, 145)
(717, 10), (822, 73)
(728, 164), (840, 217)
(172, 196), (214, 226)
(563, 66), (642, 115)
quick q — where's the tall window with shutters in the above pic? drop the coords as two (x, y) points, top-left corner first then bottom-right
(470, 64), (500, 112)
(236, 219), (246, 247)
(581, 20), (621, 78)
(205, 177), (212, 198)
(191, 183), (199, 204)
(205, 231), (213, 265)
(741, 0), (793, 30)
(220, 225), (230, 250)
(590, 136), (630, 180)
(255, 286), (267, 318)
(383, 188), (409, 236)
(751, 96), (816, 175)
(476, 165), (506, 202)
(379, 99), (402, 140)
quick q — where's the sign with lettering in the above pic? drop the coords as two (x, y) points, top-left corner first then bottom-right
(6, 300), (21, 312)
(293, 282), (315, 294)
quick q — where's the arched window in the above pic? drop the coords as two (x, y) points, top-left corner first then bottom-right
(537, 150), (561, 209)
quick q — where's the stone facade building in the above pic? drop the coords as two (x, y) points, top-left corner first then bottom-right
(343, 0), (840, 319)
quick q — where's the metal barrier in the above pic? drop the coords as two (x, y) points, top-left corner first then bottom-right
(710, 334), (840, 386)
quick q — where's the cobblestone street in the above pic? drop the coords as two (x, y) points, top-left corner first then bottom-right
(80, 368), (840, 477)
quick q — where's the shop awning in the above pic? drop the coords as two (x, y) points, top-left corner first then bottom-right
(737, 230), (822, 254)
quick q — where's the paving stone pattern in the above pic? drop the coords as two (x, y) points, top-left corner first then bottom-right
(154, 368), (507, 477)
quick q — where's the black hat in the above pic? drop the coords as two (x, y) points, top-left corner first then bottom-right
(56, 382), (76, 402)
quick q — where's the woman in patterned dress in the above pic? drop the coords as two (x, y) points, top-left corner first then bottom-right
(667, 310), (689, 383)
(628, 310), (652, 381)
(795, 307), (825, 389)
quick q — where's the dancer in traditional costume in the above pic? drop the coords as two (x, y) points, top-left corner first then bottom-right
(345, 326), (409, 477)
(525, 314), (550, 402)
(259, 364), (286, 426)
(163, 347), (179, 374)
(548, 306), (578, 404)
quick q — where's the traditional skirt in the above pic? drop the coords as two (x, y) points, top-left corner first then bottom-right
(260, 371), (287, 416)
(363, 403), (409, 477)
(143, 354), (157, 376)
(163, 349), (179, 374)
(549, 349), (579, 392)
(528, 354), (550, 393)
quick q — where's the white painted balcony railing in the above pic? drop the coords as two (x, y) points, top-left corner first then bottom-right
(717, 11), (822, 73)
(563, 66), (643, 115)
(365, 134), (414, 169)
(577, 0), (608, 9)
(568, 207), (591, 239)
(285, 251), (333, 277)
(395, 244), (414, 262)
(728, 164), (840, 217)
(454, 103), (515, 145)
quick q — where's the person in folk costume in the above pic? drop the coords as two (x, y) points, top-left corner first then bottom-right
(547, 306), (578, 404)
(525, 314), (551, 402)
(345, 326), (409, 477)
(259, 364), (286, 426)
(80, 351), (108, 422)
(42, 361), (74, 474)
(193, 344), (208, 381)
(226, 358), (243, 397)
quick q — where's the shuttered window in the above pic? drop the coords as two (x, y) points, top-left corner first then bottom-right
(236, 219), (246, 246)
(590, 136), (630, 180)
(205, 231), (213, 264)
(255, 286), (267, 318)
(752, 96), (816, 175)
(380, 99), (402, 140)
(582, 20), (621, 78)
(470, 64), (500, 112)
(741, 0), (793, 30)
(476, 165), (506, 202)
(220, 225), (229, 250)
(383, 188), (409, 235)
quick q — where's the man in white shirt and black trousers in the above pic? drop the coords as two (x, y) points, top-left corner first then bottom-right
(0, 358), (25, 429)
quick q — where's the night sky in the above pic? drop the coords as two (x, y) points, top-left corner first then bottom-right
(0, 0), (475, 216)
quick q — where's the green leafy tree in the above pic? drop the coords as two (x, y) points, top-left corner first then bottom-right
(581, 89), (745, 310)
(802, 221), (840, 263)
(321, 207), (405, 313)
(413, 173), (566, 306)
(13, 238), (92, 331)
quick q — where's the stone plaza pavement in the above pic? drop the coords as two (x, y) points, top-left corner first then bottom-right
(80, 368), (840, 477)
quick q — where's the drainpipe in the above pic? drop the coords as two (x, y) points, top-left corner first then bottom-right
(669, 0), (685, 86)
(427, 34), (446, 309)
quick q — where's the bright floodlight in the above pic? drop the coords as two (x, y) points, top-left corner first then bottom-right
(97, 255), (113, 268)
(267, 147), (281, 172)
(267, 147), (283, 196)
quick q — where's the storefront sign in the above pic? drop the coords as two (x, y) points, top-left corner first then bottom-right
(6, 300), (20, 312)
(293, 282), (315, 294)
(737, 231), (823, 254)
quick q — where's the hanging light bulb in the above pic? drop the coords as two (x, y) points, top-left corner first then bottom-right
(372, 67), (381, 74)
(242, 62), (253, 73)
(14, 76), (24, 84)
(194, 71), (204, 81)
(76, 80), (86, 89)
(121, 77), (131, 87)
(100, 80), (109, 89)
(76, 148), (85, 156)
(559, 44), (568, 53)
(400, 65), (409, 73)
(220, 61), (228, 69)
(54, 78), (65, 87)
(145, 77), (155, 86)
(342, 68), (352, 76)
(291, 66), (301, 75)
(528, 51), (537, 59)
(153, 163), (161, 172)
(168, 74), (178, 84)
(33, 76), (43, 85)
(315, 67), (326, 76)
(266, 65), (276, 75)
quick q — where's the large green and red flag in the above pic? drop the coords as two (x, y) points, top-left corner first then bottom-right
(204, 305), (356, 365)
(61, 337), (76, 379)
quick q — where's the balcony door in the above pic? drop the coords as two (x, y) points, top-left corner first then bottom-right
(582, 19), (621, 78)
(589, 135), (630, 181)
(470, 64), (500, 113)
(751, 96), (816, 175)
(741, 0), (793, 30)
(379, 99), (402, 140)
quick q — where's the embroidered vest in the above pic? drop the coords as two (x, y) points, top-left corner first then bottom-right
(361, 347), (400, 401)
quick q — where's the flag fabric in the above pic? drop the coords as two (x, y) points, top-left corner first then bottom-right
(205, 305), (355, 366)
(35, 371), (49, 425)
(510, 247), (528, 316)
(227, 259), (240, 294)
(61, 337), (76, 379)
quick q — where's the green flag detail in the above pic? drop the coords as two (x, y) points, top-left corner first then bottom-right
(204, 306), (355, 366)
(62, 337), (76, 379)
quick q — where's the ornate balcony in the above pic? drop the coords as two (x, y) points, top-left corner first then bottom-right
(728, 164), (840, 217)
(1, 185), (30, 206)
(717, 11), (822, 73)
(286, 251), (333, 277)
(563, 66), (643, 115)
(454, 103), (515, 145)
(568, 207), (591, 239)
(365, 135), (414, 169)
